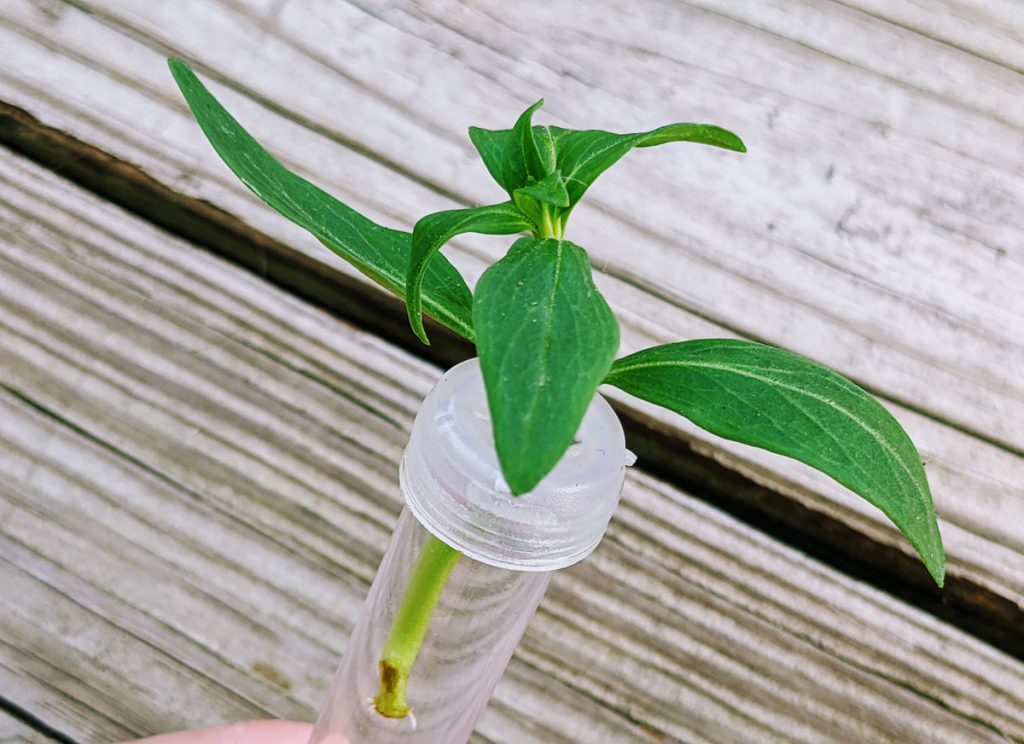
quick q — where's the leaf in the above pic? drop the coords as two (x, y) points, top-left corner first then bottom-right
(604, 340), (945, 586)
(514, 170), (570, 208)
(512, 171), (570, 232)
(503, 99), (549, 190)
(474, 237), (619, 494)
(167, 57), (474, 341)
(466, 126), (507, 193)
(407, 202), (533, 344)
(553, 123), (745, 207)
(469, 99), (551, 196)
(469, 120), (744, 209)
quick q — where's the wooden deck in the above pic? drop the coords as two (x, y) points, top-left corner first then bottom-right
(1, 2), (1022, 742)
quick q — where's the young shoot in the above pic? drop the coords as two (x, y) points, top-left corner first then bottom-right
(168, 58), (945, 720)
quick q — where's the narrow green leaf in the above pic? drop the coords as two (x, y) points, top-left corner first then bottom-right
(407, 202), (533, 344)
(605, 340), (945, 586)
(507, 99), (550, 187)
(475, 237), (619, 494)
(167, 57), (474, 341)
(551, 123), (745, 207)
(514, 170), (570, 208)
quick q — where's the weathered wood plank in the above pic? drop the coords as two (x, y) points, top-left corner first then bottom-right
(835, 0), (1024, 76)
(0, 0), (1021, 651)
(0, 711), (62, 744)
(2, 149), (1023, 742)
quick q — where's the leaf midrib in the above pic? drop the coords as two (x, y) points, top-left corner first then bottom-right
(560, 135), (642, 190)
(518, 240), (566, 444)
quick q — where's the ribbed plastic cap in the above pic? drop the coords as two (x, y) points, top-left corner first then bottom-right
(400, 358), (630, 572)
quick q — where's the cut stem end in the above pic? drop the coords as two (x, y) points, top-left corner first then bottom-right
(374, 660), (411, 718)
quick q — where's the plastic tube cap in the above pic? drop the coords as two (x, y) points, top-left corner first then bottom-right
(401, 358), (630, 571)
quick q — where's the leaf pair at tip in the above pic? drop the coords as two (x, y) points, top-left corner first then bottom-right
(469, 98), (747, 213)
(407, 98), (745, 344)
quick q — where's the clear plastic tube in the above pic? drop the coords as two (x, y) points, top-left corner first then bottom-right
(308, 508), (551, 743)
(308, 359), (629, 743)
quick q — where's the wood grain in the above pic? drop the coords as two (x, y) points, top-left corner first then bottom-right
(0, 0), (1021, 652)
(2, 150), (1023, 743)
(0, 711), (62, 744)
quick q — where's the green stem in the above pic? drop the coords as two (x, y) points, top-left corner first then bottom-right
(374, 534), (462, 718)
(536, 204), (565, 240)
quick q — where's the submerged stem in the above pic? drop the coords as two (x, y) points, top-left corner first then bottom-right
(374, 533), (462, 718)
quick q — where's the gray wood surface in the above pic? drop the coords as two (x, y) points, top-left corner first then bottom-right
(1, 1), (1023, 742)
(0, 712), (60, 744)
(1, 0), (1022, 635)
(3, 149), (1024, 743)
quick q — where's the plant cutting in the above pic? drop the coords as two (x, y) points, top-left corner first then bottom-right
(168, 58), (945, 743)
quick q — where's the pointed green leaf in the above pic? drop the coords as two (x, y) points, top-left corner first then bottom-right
(167, 57), (474, 341)
(407, 202), (533, 344)
(467, 125), (507, 192)
(506, 99), (549, 188)
(552, 123), (745, 206)
(475, 237), (619, 494)
(514, 170), (570, 208)
(469, 99), (553, 196)
(604, 340), (945, 586)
